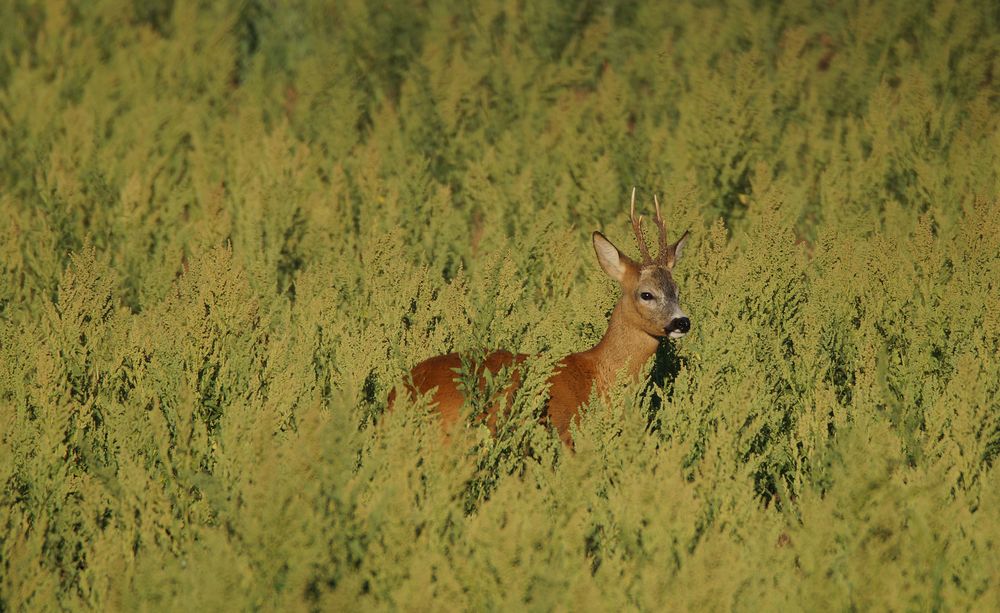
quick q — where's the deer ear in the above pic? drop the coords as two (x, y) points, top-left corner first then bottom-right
(593, 231), (631, 282)
(667, 230), (690, 269)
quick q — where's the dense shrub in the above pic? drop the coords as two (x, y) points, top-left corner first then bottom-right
(1, 0), (997, 609)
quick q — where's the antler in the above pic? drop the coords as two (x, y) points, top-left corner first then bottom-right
(652, 194), (670, 265)
(630, 187), (675, 265)
(629, 187), (654, 264)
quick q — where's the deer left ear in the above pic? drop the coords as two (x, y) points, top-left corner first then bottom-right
(667, 230), (690, 270)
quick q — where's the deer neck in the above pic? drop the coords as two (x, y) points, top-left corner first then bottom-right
(581, 301), (660, 392)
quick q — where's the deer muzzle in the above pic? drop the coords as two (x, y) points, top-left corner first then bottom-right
(666, 316), (691, 338)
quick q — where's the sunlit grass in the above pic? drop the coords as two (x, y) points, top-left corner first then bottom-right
(0, 0), (997, 609)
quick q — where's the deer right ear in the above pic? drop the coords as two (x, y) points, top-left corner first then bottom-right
(593, 232), (630, 282)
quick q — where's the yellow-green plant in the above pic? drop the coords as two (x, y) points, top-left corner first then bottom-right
(1, 0), (997, 609)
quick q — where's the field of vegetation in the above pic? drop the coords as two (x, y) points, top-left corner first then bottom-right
(1, 0), (998, 609)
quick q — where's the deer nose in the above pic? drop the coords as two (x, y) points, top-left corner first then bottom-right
(667, 317), (690, 334)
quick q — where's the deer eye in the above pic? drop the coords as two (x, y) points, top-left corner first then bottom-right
(640, 292), (655, 301)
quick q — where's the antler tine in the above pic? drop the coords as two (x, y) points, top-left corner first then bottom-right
(653, 194), (670, 264)
(629, 187), (653, 263)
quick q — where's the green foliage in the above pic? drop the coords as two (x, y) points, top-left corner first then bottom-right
(1, 0), (998, 609)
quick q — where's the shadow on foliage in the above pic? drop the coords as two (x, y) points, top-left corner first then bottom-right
(643, 340), (684, 430)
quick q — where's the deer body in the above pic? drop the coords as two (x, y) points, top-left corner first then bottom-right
(393, 190), (690, 445)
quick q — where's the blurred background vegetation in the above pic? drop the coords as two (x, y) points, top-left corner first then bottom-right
(1, 0), (998, 609)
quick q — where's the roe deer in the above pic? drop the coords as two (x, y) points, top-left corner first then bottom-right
(391, 189), (690, 445)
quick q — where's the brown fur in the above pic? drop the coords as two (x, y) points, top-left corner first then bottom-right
(390, 299), (663, 445)
(391, 350), (528, 433)
(390, 195), (689, 446)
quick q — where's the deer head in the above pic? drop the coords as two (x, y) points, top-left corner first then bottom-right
(592, 188), (690, 339)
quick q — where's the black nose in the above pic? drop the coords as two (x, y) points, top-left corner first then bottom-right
(668, 317), (691, 334)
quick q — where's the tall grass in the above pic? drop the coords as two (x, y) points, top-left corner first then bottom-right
(1, 0), (998, 609)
